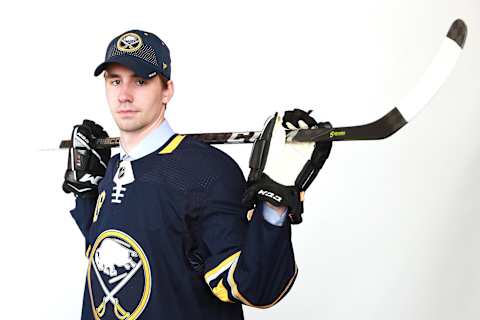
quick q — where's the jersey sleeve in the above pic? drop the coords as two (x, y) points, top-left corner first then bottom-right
(68, 156), (115, 242)
(199, 163), (297, 308)
(69, 195), (97, 238)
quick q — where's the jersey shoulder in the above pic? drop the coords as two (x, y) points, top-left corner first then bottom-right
(180, 136), (244, 178)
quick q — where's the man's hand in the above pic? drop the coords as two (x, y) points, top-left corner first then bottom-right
(62, 119), (111, 198)
(264, 202), (288, 215)
(242, 109), (332, 224)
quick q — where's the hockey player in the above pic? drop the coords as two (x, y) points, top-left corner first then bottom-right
(63, 30), (332, 319)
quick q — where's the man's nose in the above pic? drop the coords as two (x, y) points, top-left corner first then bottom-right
(118, 84), (133, 103)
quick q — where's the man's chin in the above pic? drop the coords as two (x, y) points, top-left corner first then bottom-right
(115, 119), (145, 133)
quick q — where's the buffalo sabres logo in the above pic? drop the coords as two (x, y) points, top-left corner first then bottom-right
(117, 33), (143, 53)
(88, 230), (151, 320)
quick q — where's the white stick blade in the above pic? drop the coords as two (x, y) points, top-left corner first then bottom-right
(398, 19), (467, 121)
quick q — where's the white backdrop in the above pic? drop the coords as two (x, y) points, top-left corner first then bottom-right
(1, 0), (479, 319)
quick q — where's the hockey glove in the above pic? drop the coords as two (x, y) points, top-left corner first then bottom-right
(62, 119), (111, 198)
(242, 109), (332, 224)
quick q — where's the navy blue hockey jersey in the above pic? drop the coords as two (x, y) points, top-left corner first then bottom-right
(70, 134), (297, 319)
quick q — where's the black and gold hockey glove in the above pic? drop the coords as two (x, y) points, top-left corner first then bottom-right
(62, 119), (111, 198)
(242, 109), (332, 224)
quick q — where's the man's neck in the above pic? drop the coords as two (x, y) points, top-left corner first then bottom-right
(120, 116), (165, 155)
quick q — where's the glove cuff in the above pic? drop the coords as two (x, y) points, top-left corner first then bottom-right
(242, 173), (304, 224)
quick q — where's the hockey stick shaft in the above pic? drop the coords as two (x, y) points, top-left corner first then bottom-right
(58, 107), (406, 149)
(56, 19), (466, 150)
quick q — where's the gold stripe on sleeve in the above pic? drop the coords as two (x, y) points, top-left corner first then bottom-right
(227, 257), (298, 308)
(204, 251), (241, 285)
(212, 279), (233, 303)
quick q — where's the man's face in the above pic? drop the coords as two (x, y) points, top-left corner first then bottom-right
(104, 63), (172, 133)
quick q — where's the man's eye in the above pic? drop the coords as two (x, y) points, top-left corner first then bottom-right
(136, 79), (146, 86)
(111, 80), (120, 86)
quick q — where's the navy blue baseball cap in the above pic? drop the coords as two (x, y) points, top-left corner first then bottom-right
(94, 30), (171, 80)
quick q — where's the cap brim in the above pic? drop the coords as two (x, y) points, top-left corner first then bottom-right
(94, 55), (158, 79)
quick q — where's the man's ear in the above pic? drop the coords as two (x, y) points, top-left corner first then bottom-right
(162, 79), (174, 104)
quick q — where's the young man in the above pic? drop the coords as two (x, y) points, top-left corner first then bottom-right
(63, 30), (332, 319)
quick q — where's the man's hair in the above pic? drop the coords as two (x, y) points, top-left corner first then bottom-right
(158, 75), (169, 88)
(157, 75), (170, 109)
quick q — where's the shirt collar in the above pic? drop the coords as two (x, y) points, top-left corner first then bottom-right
(119, 119), (175, 161)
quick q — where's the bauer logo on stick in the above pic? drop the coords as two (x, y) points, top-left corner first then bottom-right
(330, 131), (346, 138)
(117, 32), (143, 53)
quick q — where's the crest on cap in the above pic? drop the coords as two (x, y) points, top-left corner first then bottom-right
(117, 32), (143, 53)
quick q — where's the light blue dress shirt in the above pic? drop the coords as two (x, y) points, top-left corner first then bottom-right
(118, 119), (287, 226)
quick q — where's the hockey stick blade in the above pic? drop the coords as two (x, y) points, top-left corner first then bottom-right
(57, 19), (467, 149)
(397, 19), (467, 122)
(291, 18), (468, 143)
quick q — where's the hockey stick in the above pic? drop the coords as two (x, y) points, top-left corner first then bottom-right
(57, 19), (467, 149)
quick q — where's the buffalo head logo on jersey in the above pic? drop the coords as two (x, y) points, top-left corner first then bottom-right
(87, 230), (151, 320)
(117, 33), (143, 53)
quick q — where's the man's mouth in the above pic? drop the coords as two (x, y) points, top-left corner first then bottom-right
(117, 109), (138, 115)
(117, 109), (139, 118)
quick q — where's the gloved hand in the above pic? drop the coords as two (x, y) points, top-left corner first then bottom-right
(242, 108), (332, 224)
(62, 119), (111, 198)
